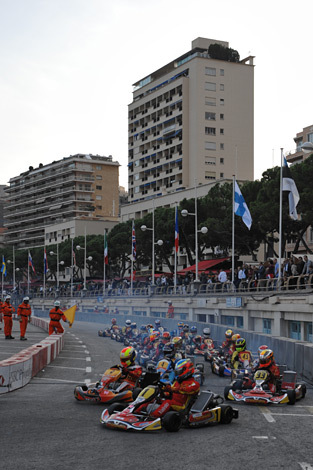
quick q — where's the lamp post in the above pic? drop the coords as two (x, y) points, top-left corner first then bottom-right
(181, 191), (208, 283)
(76, 245), (93, 291)
(301, 142), (313, 154)
(49, 249), (64, 293)
(141, 219), (163, 286)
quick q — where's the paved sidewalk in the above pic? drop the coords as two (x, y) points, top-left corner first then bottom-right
(0, 319), (48, 362)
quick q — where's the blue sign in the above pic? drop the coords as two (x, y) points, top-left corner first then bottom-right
(226, 297), (242, 308)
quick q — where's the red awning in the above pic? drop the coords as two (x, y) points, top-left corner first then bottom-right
(177, 257), (230, 275)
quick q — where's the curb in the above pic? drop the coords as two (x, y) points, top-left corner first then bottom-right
(0, 316), (64, 394)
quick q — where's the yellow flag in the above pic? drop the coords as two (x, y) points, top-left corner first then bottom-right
(64, 305), (77, 327)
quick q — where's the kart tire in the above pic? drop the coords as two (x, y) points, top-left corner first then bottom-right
(162, 411), (182, 432)
(218, 366), (225, 377)
(224, 386), (232, 401)
(132, 388), (142, 399)
(220, 404), (234, 424)
(287, 389), (296, 405)
(106, 403), (127, 415)
(297, 383), (307, 398)
(233, 379), (243, 391)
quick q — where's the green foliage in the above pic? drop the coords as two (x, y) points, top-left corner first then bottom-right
(208, 43), (240, 62)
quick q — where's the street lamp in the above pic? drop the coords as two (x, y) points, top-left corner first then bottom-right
(49, 250), (65, 291)
(181, 208), (208, 283)
(301, 142), (313, 154)
(141, 224), (163, 287)
(76, 245), (93, 290)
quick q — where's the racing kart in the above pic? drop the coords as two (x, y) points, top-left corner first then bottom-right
(100, 384), (238, 432)
(74, 365), (159, 404)
(211, 355), (232, 377)
(224, 369), (306, 405)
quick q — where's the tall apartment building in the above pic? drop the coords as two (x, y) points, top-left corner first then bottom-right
(4, 154), (120, 249)
(127, 37), (254, 204)
(286, 124), (313, 165)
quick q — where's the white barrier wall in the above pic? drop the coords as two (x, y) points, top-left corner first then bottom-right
(0, 317), (64, 395)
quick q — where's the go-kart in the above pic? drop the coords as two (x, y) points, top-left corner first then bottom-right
(74, 365), (159, 404)
(100, 384), (238, 432)
(224, 369), (306, 405)
(211, 355), (232, 377)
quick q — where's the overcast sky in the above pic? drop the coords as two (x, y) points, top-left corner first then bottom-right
(1, 0), (312, 189)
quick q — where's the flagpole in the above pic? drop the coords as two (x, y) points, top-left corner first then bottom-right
(278, 148), (283, 288)
(71, 238), (74, 298)
(174, 206), (178, 292)
(232, 175), (235, 286)
(103, 230), (106, 298)
(131, 221), (133, 293)
(27, 250), (30, 295)
(43, 247), (46, 298)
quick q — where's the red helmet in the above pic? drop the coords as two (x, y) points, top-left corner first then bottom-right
(162, 331), (171, 343)
(259, 349), (274, 368)
(120, 346), (137, 367)
(175, 359), (194, 381)
(111, 318), (117, 325)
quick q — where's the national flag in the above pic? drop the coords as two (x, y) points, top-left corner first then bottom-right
(282, 157), (300, 221)
(63, 305), (77, 328)
(44, 248), (48, 275)
(104, 232), (108, 265)
(175, 206), (179, 253)
(234, 180), (252, 230)
(1, 256), (6, 276)
(28, 251), (36, 274)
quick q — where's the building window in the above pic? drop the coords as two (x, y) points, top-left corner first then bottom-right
(205, 157), (216, 165)
(205, 97), (216, 106)
(237, 316), (243, 328)
(96, 185), (102, 190)
(221, 315), (235, 326)
(220, 114), (224, 120)
(205, 127), (216, 135)
(205, 82), (216, 92)
(220, 69), (224, 76)
(308, 132), (313, 143)
(96, 175), (102, 180)
(306, 322), (312, 342)
(220, 129), (224, 135)
(96, 165), (101, 170)
(290, 321), (301, 340)
(220, 173), (224, 178)
(96, 205), (102, 210)
(205, 67), (216, 76)
(205, 112), (216, 121)
(263, 319), (271, 334)
(220, 98), (224, 106)
(205, 142), (216, 151)
(96, 195), (102, 200)
(205, 171), (216, 180)
(220, 143), (224, 150)
(220, 84), (224, 91)
(220, 158), (224, 164)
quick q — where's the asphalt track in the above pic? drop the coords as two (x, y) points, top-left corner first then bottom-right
(1, 320), (313, 470)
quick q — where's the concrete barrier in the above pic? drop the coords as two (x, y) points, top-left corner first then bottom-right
(0, 316), (64, 394)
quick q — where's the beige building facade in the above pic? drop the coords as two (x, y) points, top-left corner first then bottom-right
(4, 154), (120, 249)
(127, 37), (254, 204)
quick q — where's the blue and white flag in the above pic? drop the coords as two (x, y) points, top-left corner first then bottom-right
(282, 157), (299, 221)
(234, 180), (252, 230)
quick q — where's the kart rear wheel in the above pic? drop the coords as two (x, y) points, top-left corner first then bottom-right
(218, 366), (225, 377)
(287, 389), (296, 405)
(220, 404), (234, 424)
(162, 411), (182, 432)
(106, 403), (128, 415)
(233, 379), (243, 391)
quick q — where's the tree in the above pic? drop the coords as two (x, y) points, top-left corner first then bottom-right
(208, 43), (240, 62)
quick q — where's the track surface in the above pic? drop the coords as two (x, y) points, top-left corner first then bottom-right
(1, 321), (313, 470)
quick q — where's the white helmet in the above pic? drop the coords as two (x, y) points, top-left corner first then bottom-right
(54, 300), (61, 307)
(5, 295), (11, 301)
(23, 297), (30, 302)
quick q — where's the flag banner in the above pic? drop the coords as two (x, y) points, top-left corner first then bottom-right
(44, 248), (48, 275)
(64, 305), (76, 327)
(132, 221), (136, 261)
(282, 157), (300, 220)
(175, 206), (179, 253)
(104, 232), (108, 265)
(234, 180), (252, 230)
(28, 251), (36, 274)
(1, 256), (6, 276)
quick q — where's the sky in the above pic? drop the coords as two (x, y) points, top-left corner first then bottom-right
(1, 0), (312, 190)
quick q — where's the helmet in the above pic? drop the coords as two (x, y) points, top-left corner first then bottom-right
(172, 337), (182, 349)
(140, 325), (146, 331)
(259, 349), (274, 368)
(163, 343), (175, 359)
(194, 335), (202, 345)
(131, 322), (137, 329)
(120, 346), (137, 367)
(190, 326), (197, 334)
(175, 359), (194, 381)
(149, 333), (158, 343)
(235, 338), (246, 352)
(162, 331), (171, 342)
(183, 324), (189, 332)
(203, 328), (211, 338)
(54, 300), (60, 307)
(258, 345), (269, 357)
(155, 319), (161, 326)
(177, 321), (184, 328)
(146, 324), (153, 333)
(232, 333), (241, 342)
(23, 297), (30, 302)
(225, 329), (233, 339)
(111, 318), (117, 325)
(125, 319), (132, 327)
(5, 295), (11, 301)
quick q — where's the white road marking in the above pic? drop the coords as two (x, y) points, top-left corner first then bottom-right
(86, 367), (92, 373)
(32, 377), (81, 384)
(84, 379), (91, 385)
(55, 356), (90, 360)
(271, 413), (313, 417)
(46, 365), (88, 371)
(299, 463), (313, 470)
(86, 357), (91, 362)
(252, 436), (276, 440)
(259, 407), (276, 423)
